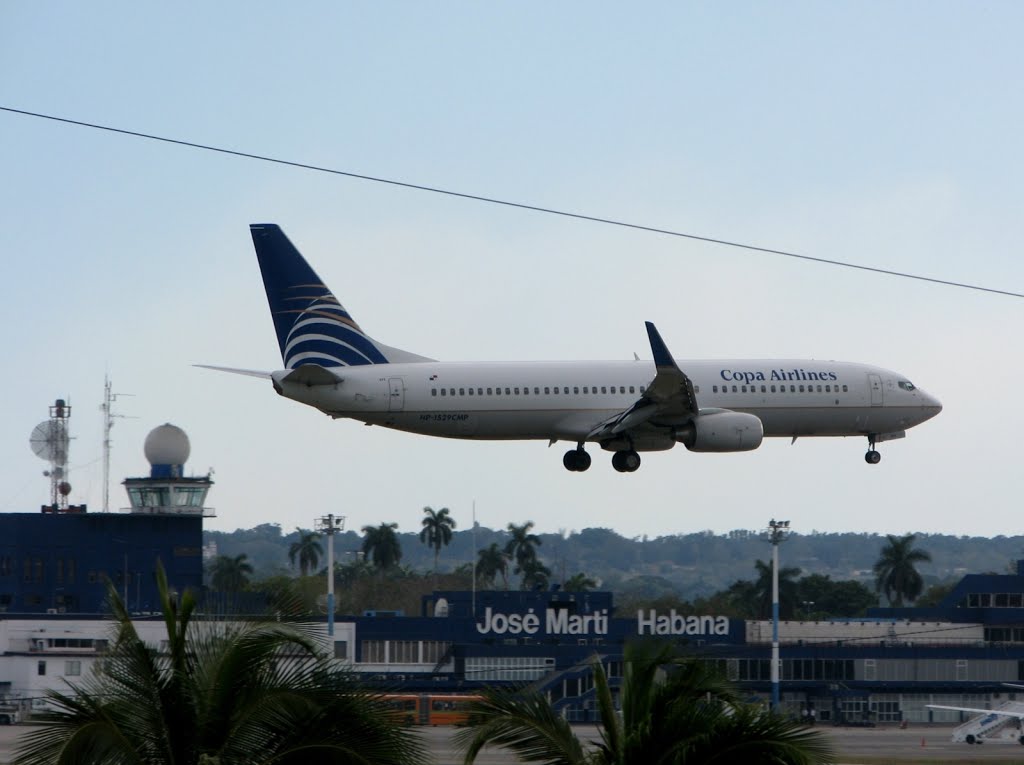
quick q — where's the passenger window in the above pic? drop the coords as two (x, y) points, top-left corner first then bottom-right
(629, 386), (635, 394)
(790, 385), (796, 392)
(761, 385), (766, 393)
(478, 388), (483, 395)
(459, 388), (465, 396)
(514, 388), (520, 395)
(741, 385), (747, 393)
(432, 388), (437, 396)
(713, 385), (718, 393)
(770, 385), (775, 393)
(534, 387), (540, 394)
(468, 388), (474, 396)
(544, 387), (550, 395)
(694, 385), (700, 393)
(583, 387), (589, 394)
(817, 385), (822, 392)
(732, 385), (737, 393)
(601, 387), (607, 394)
(553, 387), (559, 395)
(620, 386), (626, 394)
(440, 389), (446, 396)
(842, 385), (848, 392)
(640, 386), (645, 393)
(523, 387), (529, 396)
(487, 388), (493, 395)
(565, 387), (570, 394)
(799, 385), (805, 393)
(505, 388), (511, 395)
(825, 385), (830, 393)
(495, 388), (501, 396)
(574, 387), (579, 394)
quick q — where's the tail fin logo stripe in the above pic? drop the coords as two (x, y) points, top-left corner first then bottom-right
(284, 321), (388, 368)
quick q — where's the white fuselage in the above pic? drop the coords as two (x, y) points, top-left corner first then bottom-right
(272, 358), (941, 450)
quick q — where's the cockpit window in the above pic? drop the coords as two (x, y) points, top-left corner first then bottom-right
(898, 380), (916, 391)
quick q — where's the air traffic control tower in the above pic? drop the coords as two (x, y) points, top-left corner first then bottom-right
(0, 421), (212, 615)
(123, 424), (214, 515)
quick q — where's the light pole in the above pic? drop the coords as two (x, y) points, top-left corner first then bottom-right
(767, 519), (790, 711)
(315, 514), (345, 637)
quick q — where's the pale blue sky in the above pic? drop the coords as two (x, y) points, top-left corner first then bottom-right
(1, 2), (1021, 541)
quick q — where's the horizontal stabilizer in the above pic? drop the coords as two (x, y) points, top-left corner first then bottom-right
(194, 364), (272, 379)
(280, 365), (342, 386)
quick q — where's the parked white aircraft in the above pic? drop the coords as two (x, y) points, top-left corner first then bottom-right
(199, 224), (942, 472)
(928, 689), (1024, 745)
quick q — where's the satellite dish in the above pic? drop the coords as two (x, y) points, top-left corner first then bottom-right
(29, 421), (68, 465)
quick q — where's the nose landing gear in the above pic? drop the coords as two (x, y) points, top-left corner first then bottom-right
(865, 435), (881, 464)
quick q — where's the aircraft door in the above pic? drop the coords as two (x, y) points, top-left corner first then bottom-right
(868, 374), (883, 407)
(387, 378), (405, 412)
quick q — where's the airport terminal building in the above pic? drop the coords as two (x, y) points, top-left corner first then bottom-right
(5, 419), (1024, 725)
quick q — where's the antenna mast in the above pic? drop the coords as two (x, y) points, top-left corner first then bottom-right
(100, 376), (133, 513)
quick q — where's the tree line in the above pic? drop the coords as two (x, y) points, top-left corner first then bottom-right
(208, 508), (946, 619)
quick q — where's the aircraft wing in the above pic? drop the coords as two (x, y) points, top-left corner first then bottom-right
(587, 322), (697, 441)
(926, 704), (1024, 719)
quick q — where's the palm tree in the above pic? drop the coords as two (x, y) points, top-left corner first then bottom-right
(207, 553), (253, 592)
(505, 521), (542, 571)
(476, 543), (509, 589)
(14, 564), (426, 765)
(361, 522), (403, 570)
(753, 559), (803, 619)
(563, 572), (598, 592)
(518, 557), (552, 591)
(456, 640), (832, 765)
(289, 527), (323, 576)
(874, 533), (932, 607)
(419, 506), (456, 574)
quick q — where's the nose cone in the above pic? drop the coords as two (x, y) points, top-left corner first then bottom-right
(919, 389), (943, 422)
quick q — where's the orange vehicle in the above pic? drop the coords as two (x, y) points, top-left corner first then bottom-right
(381, 693), (482, 726)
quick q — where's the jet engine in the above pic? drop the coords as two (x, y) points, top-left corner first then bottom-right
(674, 410), (764, 452)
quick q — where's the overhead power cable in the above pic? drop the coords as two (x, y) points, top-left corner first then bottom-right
(3, 104), (1021, 300)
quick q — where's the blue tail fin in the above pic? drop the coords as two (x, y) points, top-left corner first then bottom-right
(251, 224), (394, 368)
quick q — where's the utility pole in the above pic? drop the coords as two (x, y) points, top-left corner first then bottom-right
(315, 514), (345, 637)
(767, 518), (790, 711)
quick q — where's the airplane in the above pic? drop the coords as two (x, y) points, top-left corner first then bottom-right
(927, 686), (1024, 744)
(199, 224), (942, 473)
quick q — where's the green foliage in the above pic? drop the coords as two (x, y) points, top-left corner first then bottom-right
(287, 528), (323, 576)
(419, 506), (456, 574)
(206, 553), (253, 592)
(874, 534), (933, 607)
(13, 564), (427, 765)
(361, 522), (403, 570)
(455, 641), (833, 765)
(476, 543), (509, 589)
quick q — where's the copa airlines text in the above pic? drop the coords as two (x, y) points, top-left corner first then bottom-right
(198, 224), (942, 472)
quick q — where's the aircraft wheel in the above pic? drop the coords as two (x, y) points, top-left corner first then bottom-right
(612, 450), (642, 472)
(1017, 734), (1024, 745)
(966, 734), (976, 745)
(865, 450), (881, 465)
(563, 450), (579, 471)
(575, 450), (591, 472)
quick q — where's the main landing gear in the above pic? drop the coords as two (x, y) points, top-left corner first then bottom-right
(611, 450), (641, 473)
(563, 446), (592, 472)
(865, 435), (881, 465)
(562, 445), (641, 472)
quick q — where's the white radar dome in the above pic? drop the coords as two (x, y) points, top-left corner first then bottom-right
(144, 423), (191, 466)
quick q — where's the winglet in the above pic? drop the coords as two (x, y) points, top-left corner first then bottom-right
(645, 322), (680, 371)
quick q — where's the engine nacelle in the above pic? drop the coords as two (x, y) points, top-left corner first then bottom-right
(674, 410), (764, 452)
